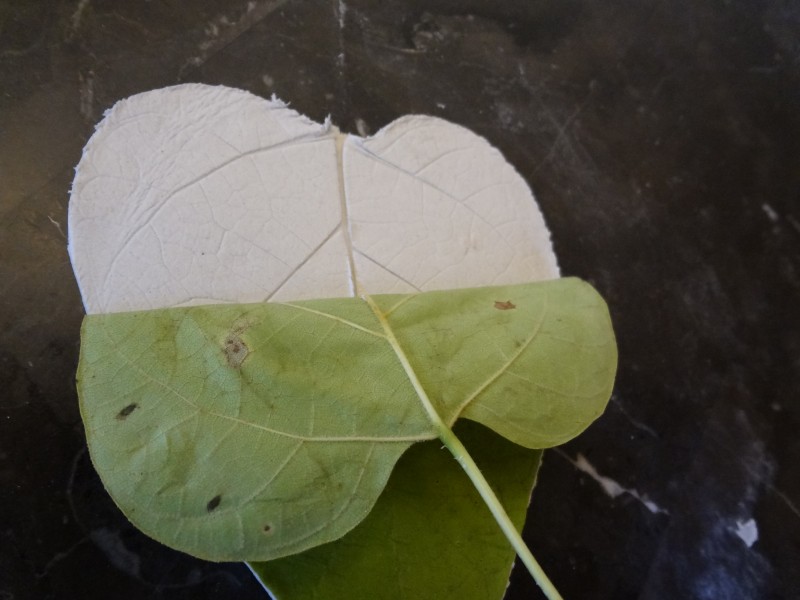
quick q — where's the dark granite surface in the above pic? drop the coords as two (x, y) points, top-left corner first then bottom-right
(2, 1), (799, 598)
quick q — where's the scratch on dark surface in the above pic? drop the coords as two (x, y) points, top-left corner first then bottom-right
(180, 0), (290, 74)
(787, 215), (800, 235)
(0, 16), (48, 58)
(35, 537), (90, 578)
(336, 0), (347, 31)
(106, 11), (151, 37)
(66, 0), (91, 42)
(65, 447), (87, 531)
(533, 94), (592, 175)
(611, 395), (659, 437)
(90, 527), (142, 579)
(79, 71), (95, 122)
(733, 438), (800, 522)
(761, 203), (780, 223)
(768, 485), (800, 521)
(331, 0), (350, 114)
(554, 448), (669, 515)
(47, 215), (66, 239)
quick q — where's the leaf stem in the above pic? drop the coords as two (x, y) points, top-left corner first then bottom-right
(363, 293), (564, 600)
(437, 425), (564, 600)
(362, 294), (447, 428)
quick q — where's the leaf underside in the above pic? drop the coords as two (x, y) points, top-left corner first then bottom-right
(77, 277), (616, 562)
(249, 419), (543, 600)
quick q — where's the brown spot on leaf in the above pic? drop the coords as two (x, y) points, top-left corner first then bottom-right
(116, 403), (138, 420)
(262, 524), (273, 534)
(223, 334), (249, 369)
(206, 494), (222, 512)
(494, 300), (516, 310)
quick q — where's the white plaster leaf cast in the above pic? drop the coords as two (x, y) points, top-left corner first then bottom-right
(68, 83), (569, 600)
(68, 84), (558, 313)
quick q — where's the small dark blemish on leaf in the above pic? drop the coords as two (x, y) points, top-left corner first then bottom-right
(116, 403), (138, 420)
(207, 494), (222, 512)
(514, 339), (523, 348)
(262, 524), (273, 534)
(494, 300), (516, 310)
(223, 334), (249, 369)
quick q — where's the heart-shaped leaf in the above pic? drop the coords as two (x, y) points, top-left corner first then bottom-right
(78, 278), (615, 561)
(69, 84), (613, 599)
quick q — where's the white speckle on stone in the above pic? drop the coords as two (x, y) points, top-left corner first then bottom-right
(734, 518), (759, 547)
(574, 454), (625, 498)
(570, 453), (669, 515)
(355, 118), (369, 137)
(79, 71), (95, 121)
(70, 0), (90, 34)
(762, 203), (779, 222)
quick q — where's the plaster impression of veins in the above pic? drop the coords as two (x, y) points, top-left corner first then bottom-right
(69, 85), (616, 598)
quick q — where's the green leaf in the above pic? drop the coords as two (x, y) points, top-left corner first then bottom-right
(77, 277), (616, 563)
(249, 420), (542, 599)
